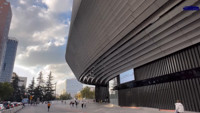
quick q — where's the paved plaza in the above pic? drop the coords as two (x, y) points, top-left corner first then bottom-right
(16, 101), (198, 113)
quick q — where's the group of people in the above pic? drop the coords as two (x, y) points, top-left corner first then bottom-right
(61, 100), (67, 104)
(46, 99), (184, 112)
(69, 99), (87, 109)
(46, 100), (87, 112)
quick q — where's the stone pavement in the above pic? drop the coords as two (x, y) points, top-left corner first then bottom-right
(16, 101), (198, 113)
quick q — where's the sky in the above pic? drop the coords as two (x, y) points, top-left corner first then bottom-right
(6, 0), (131, 94)
(7, 0), (74, 94)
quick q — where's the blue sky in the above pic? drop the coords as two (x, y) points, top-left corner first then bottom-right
(8, 0), (74, 94)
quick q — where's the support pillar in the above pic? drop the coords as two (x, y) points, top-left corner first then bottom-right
(95, 85), (109, 102)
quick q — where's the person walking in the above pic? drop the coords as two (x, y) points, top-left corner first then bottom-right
(83, 100), (86, 108)
(47, 101), (51, 112)
(175, 100), (184, 113)
(72, 101), (74, 107)
(81, 100), (84, 109)
(75, 100), (78, 108)
(70, 101), (72, 107)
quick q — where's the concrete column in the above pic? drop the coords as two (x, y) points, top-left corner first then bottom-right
(95, 85), (109, 102)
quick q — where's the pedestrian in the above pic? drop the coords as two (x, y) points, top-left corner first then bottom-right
(72, 101), (74, 107)
(175, 100), (184, 113)
(75, 100), (78, 108)
(47, 101), (51, 112)
(84, 100), (86, 108)
(84, 102), (86, 108)
(106, 96), (109, 103)
(70, 101), (72, 107)
(81, 100), (84, 109)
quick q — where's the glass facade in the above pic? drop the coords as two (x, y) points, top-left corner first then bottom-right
(0, 0), (12, 77)
(109, 77), (118, 105)
(0, 39), (18, 82)
(120, 69), (134, 84)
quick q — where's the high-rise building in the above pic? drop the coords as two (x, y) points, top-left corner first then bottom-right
(0, 39), (18, 82)
(12, 72), (27, 87)
(66, 78), (83, 98)
(0, 0), (12, 77)
(18, 76), (27, 87)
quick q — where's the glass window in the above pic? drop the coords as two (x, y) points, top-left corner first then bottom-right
(109, 77), (118, 105)
(120, 69), (134, 84)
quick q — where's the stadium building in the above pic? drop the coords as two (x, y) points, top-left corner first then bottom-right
(66, 0), (200, 112)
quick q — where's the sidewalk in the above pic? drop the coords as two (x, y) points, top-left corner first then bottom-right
(17, 101), (199, 113)
(100, 103), (199, 113)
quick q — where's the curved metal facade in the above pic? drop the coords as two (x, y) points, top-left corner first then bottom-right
(117, 43), (200, 112)
(66, 0), (200, 85)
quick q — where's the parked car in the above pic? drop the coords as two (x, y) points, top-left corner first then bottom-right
(17, 102), (22, 106)
(0, 104), (5, 111)
(12, 102), (18, 107)
(10, 103), (14, 108)
(3, 102), (10, 109)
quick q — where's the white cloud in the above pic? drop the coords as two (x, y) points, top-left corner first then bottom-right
(8, 0), (74, 87)
(43, 63), (75, 81)
(9, 0), (72, 64)
(13, 63), (76, 91)
(19, 0), (25, 4)
(32, 22), (69, 46)
(13, 65), (39, 88)
(42, 0), (72, 13)
(56, 79), (66, 95)
(40, 63), (75, 95)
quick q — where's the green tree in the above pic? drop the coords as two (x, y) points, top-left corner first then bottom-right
(37, 71), (44, 86)
(33, 86), (41, 102)
(11, 74), (21, 101)
(0, 82), (13, 101)
(28, 77), (35, 96)
(35, 71), (45, 101)
(20, 85), (26, 98)
(80, 86), (95, 99)
(59, 92), (72, 100)
(44, 71), (54, 101)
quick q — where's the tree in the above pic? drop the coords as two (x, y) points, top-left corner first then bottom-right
(11, 74), (21, 101)
(44, 71), (54, 101)
(35, 71), (45, 101)
(75, 92), (81, 100)
(0, 82), (13, 101)
(28, 77), (35, 96)
(59, 92), (72, 100)
(80, 86), (95, 99)
(37, 71), (44, 86)
(33, 86), (42, 102)
(20, 85), (26, 98)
